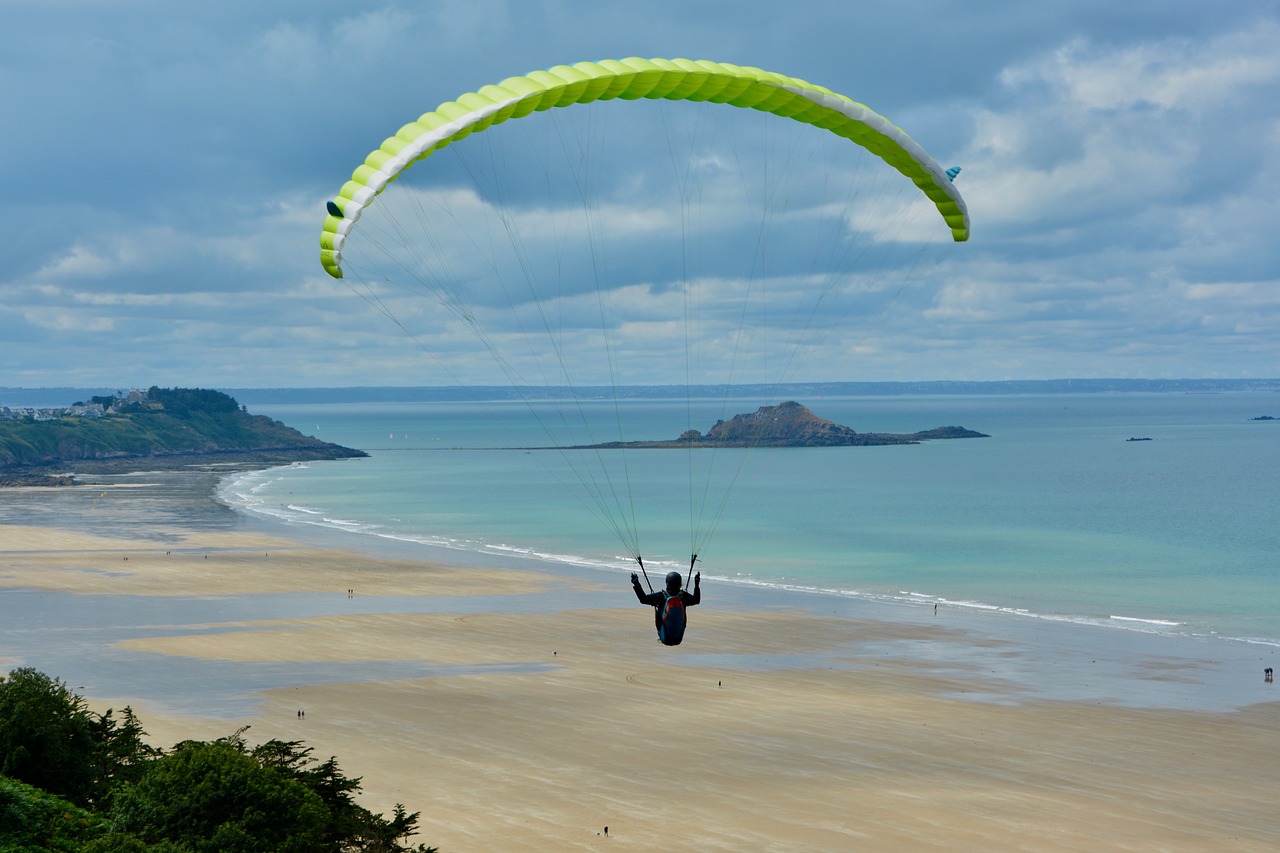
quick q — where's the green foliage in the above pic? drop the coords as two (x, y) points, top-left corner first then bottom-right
(93, 707), (162, 797)
(109, 740), (329, 853)
(0, 671), (435, 852)
(0, 666), (162, 809)
(0, 669), (160, 812)
(244, 738), (435, 852)
(0, 669), (101, 807)
(144, 387), (239, 416)
(80, 836), (186, 853)
(0, 388), (357, 469)
(0, 774), (109, 852)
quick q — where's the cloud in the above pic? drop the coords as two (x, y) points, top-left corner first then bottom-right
(256, 21), (325, 81)
(927, 18), (1280, 379)
(2, 3), (1278, 386)
(1004, 25), (1280, 112)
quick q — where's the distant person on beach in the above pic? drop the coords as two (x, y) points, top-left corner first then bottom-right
(631, 570), (700, 646)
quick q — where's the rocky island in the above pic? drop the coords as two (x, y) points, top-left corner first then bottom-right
(545, 401), (988, 449)
(0, 386), (365, 486)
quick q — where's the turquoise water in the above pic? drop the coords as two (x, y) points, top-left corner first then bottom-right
(224, 392), (1280, 647)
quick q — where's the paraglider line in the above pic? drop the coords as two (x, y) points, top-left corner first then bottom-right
(636, 555), (654, 593)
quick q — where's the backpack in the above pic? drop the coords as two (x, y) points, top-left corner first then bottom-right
(658, 591), (687, 646)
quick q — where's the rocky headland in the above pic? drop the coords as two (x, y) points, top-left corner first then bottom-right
(545, 401), (988, 449)
(0, 387), (365, 486)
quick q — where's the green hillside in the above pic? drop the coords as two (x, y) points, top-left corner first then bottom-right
(0, 387), (364, 478)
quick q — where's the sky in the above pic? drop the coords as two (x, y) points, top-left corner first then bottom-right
(3, 0), (1278, 389)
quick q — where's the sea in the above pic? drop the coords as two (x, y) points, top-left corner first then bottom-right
(221, 390), (1280, 650)
(3, 388), (1277, 715)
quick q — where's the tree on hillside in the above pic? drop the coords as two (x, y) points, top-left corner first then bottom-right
(94, 705), (163, 792)
(145, 387), (239, 415)
(108, 739), (330, 852)
(108, 731), (437, 853)
(0, 671), (437, 851)
(0, 668), (100, 806)
(248, 734), (435, 852)
(0, 668), (160, 809)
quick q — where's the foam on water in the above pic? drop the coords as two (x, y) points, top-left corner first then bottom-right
(219, 392), (1280, 651)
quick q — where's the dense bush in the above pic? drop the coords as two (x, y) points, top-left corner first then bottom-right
(108, 740), (328, 852)
(0, 669), (101, 806)
(0, 774), (108, 852)
(0, 669), (159, 810)
(0, 670), (435, 853)
(144, 388), (240, 416)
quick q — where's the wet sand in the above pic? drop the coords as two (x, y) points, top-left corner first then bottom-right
(3, 513), (1279, 851)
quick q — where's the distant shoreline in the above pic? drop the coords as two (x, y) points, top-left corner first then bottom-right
(0, 448), (364, 488)
(3, 377), (1280, 407)
(0, 386), (366, 486)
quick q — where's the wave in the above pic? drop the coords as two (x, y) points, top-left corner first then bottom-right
(217, 468), (639, 571)
(216, 466), (1279, 650)
(1109, 615), (1182, 627)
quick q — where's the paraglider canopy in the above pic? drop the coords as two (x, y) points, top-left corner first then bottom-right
(321, 57), (969, 280)
(315, 57), (970, 577)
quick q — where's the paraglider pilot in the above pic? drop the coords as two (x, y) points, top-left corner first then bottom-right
(632, 570), (700, 646)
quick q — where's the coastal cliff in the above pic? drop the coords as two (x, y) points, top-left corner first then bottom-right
(0, 387), (365, 485)
(550, 401), (988, 449)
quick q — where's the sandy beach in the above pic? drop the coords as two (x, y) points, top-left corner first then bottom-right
(3, 497), (1279, 851)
